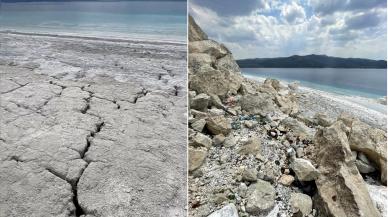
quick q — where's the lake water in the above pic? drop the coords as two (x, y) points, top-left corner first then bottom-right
(242, 68), (387, 98)
(0, 1), (187, 42)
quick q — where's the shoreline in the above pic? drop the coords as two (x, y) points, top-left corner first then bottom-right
(0, 30), (187, 46)
(243, 74), (386, 99)
(244, 74), (387, 130)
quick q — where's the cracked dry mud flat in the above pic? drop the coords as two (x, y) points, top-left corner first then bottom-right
(0, 33), (187, 217)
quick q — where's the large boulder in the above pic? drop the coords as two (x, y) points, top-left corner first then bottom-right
(189, 40), (230, 59)
(190, 68), (242, 97)
(206, 116), (231, 135)
(280, 117), (312, 140)
(188, 17), (243, 98)
(347, 119), (387, 184)
(290, 193), (313, 216)
(246, 179), (276, 215)
(314, 121), (381, 217)
(274, 94), (299, 115)
(240, 93), (275, 116)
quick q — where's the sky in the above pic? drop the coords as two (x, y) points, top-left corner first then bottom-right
(189, 0), (387, 60)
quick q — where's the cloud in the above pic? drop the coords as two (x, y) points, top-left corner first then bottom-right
(190, 0), (269, 16)
(309, 0), (386, 15)
(280, 2), (306, 24)
(345, 11), (383, 30)
(190, 0), (387, 60)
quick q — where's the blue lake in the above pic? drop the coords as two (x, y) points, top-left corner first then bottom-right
(242, 68), (387, 98)
(0, 1), (187, 42)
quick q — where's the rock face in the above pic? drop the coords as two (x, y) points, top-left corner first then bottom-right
(240, 94), (275, 116)
(189, 15), (208, 42)
(0, 31), (187, 217)
(188, 16), (242, 98)
(314, 121), (381, 217)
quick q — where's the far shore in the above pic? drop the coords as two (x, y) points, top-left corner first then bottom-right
(0, 30), (187, 45)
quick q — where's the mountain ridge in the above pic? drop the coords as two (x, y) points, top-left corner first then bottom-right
(237, 54), (387, 69)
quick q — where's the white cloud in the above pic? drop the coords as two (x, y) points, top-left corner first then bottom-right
(190, 0), (387, 60)
(280, 2), (306, 24)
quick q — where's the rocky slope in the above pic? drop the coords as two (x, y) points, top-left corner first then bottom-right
(188, 16), (387, 217)
(0, 33), (187, 217)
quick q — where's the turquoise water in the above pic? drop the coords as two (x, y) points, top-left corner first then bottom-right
(0, 1), (187, 42)
(242, 68), (387, 98)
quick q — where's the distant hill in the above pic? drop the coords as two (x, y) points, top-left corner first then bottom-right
(237, 54), (387, 69)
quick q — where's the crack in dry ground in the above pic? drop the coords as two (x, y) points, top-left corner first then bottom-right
(0, 33), (187, 217)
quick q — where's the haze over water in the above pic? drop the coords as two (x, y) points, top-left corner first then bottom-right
(0, 1), (187, 42)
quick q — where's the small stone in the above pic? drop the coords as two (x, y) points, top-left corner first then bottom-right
(242, 168), (258, 182)
(238, 183), (248, 197)
(191, 93), (210, 111)
(244, 120), (258, 129)
(238, 136), (261, 155)
(255, 153), (265, 162)
(192, 133), (212, 149)
(356, 160), (376, 174)
(351, 151), (358, 161)
(290, 158), (319, 181)
(290, 193), (313, 216)
(189, 148), (207, 172)
(208, 108), (225, 116)
(213, 134), (226, 146)
(224, 135), (237, 147)
(296, 147), (304, 158)
(209, 94), (224, 109)
(206, 116), (231, 135)
(278, 174), (294, 186)
(213, 193), (228, 204)
(208, 203), (239, 217)
(358, 152), (371, 165)
(219, 153), (229, 164)
(227, 108), (238, 116)
(191, 119), (206, 132)
(269, 121), (278, 128)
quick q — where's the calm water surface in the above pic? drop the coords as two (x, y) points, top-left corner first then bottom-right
(0, 1), (187, 42)
(242, 68), (387, 98)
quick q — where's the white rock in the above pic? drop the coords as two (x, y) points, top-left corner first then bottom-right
(367, 184), (387, 217)
(208, 203), (239, 217)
